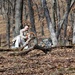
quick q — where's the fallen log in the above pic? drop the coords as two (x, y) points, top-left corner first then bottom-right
(8, 46), (35, 56)
(0, 47), (19, 52)
(0, 68), (6, 72)
(0, 44), (74, 52)
(19, 37), (33, 50)
(8, 45), (75, 56)
(9, 44), (50, 56)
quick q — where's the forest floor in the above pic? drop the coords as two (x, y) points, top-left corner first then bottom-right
(0, 47), (75, 75)
(0, 12), (75, 75)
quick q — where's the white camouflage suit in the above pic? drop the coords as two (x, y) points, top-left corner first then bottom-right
(12, 26), (29, 49)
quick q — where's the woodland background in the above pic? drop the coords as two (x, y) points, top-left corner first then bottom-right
(0, 0), (74, 47)
(0, 0), (75, 75)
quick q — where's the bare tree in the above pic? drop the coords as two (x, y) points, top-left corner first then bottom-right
(72, 11), (75, 44)
(56, 0), (75, 40)
(1, 0), (11, 48)
(10, 0), (16, 37)
(23, 0), (28, 21)
(28, 0), (38, 44)
(63, 0), (71, 45)
(35, 2), (45, 36)
(6, 0), (11, 48)
(42, 0), (58, 46)
(56, 0), (60, 27)
(52, 0), (56, 32)
(15, 0), (23, 36)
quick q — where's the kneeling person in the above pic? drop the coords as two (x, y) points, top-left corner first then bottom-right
(11, 25), (30, 49)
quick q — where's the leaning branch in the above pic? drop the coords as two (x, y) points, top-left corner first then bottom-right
(56, 0), (75, 39)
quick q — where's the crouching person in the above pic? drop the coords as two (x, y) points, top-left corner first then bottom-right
(11, 35), (21, 48)
(11, 25), (30, 49)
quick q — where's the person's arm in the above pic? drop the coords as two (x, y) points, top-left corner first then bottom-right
(27, 33), (31, 39)
(12, 35), (19, 42)
(20, 29), (28, 39)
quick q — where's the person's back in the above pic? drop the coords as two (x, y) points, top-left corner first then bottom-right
(11, 35), (20, 48)
(20, 25), (30, 47)
(11, 34), (29, 48)
(11, 25), (30, 49)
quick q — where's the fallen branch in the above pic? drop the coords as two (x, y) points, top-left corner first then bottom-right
(8, 45), (75, 56)
(0, 47), (19, 52)
(0, 68), (7, 72)
(19, 37), (32, 50)
(20, 44), (51, 55)
(9, 46), (35, 56)
(8, 44), (50, 56)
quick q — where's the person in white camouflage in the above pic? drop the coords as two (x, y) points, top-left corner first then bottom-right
(12, 25), (30, 49)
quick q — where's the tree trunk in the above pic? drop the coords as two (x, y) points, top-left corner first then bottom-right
(56, 0), (60, 26)
(56, 0), (61, 43)
(35, 3), (40, 21)
(28, 0), (38, 44)
(12, 0), (16, 37)
(36, 2), (45, 35)
(15, 0), (23, 36)
(23, 2), (28, 21)
(41, 22), (44, 36)
(56, 0), (75, 39)
(6, 16), (10, 48)
(42, 0), (58, 46)
(72, 13), (75, 44)
(63, 1), (71, 45)
(52, 0), (56, 32)
(6, 0), (11, 48)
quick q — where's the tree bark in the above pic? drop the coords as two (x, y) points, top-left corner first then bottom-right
(56, 0), (60, 26)
(72, 13), (75, 44)
(52, 0), (56, 32)
(8, 44), (74, 56)
(28, 0), (38, 44)
(41, 22), (44, 36)
(42, 0), (58, 46)
(63, 0), (71, 45)
(5, 0), (11, 48)
(15, 0), (23, 36)
(23, 1), (28, 21)
(56, 0), (75, 39)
